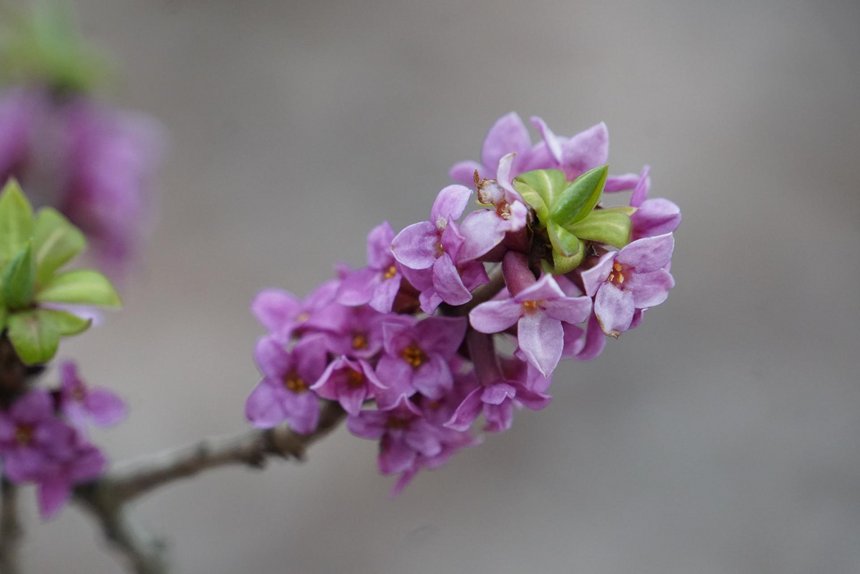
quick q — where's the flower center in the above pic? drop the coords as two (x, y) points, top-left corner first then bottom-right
(346, 369), (365, 388)
(607, 261), (627, 287)
(495, 201), (511, 220)
(283, 373), (308, 393)
(521, 300), (540, 313)
(385, 414), (412, 430)
(296, 312), (310, 323)
(401, 344), (427, 368)
(15, 425), (33, 446)
(71, 385), (86, 402)
(351, 333), (368, 350)
(382, 265), (398, 280)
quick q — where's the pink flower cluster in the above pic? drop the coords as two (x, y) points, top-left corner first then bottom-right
(247, 113), (681, 490)
(0, 362), (126, 518)
(0, 87), (164, 277)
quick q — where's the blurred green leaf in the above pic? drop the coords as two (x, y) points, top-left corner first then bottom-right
(0, 180), (34, 270)
(36, 269), (121, 309)
(33, 207), (86, 286)
(567, 209), (632, 248)
(2, 243), (35, 310)
(512, 169), (567, 223)
(38, 307), (91, 336)
(7, 309), (59, 365)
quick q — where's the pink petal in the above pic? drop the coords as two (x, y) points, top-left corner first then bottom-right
(542, 295), (593, 325)
(514, 274), (566, 303)
(617, 233), (674, 272)
(391, 221), (438, 270)
(626, 268), (675, 308)
(432, 254), (471, 306)
(366, 221), (395, 269)
(629, 166), (651, 207)
(245, 380), (288, 428)
(469, 299), (523, 333)
(430, 185), (472, 222)
(482, 112), (531, 170)
(605, 172), (641, 193)
(517, 313), (564, 377)
(445, 387), (484, 431)
(84, 389), (128, 427)
(412, 354), (454, 399)
(458, 210), (506, 261)
(254, 336), (291, 379)
(379, 438), (416, 475)
(368, 275), (401, 313)
(580, 252), (616, 297)
(37, 478), (71, 520)
(530, 116), (562, 164)
(251, 289), (301, 332)
(594, 284), (635, 335)
(561, 122), (609, 179)
(449, 160), (486, 187)
(631, 198), (681, 238)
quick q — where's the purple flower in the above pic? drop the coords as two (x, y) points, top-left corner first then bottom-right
(0, 391), (75, 483)
(347, 397), (443, 475)
(251, 279), (341, 342)
(458, 153), (530, 261)
(245, 334), (327, 433)
(311, 356), (386, 415)
(391, 185), (480, 309)
(59, 100), (165, 277)
(58, 361), (127, 428)
(375, 316), (467, 405)
(320, 303), (387, 360)
(0, 89), (38, 182)
(447, 334), (551, 433)
(628, 166), (682, 240)
(337, 221), (404, 313)
(469, 267), (592, 377)
(581, 233), (676, 337)
(449, 112), (537, 186)
(35, 438), (106, 519)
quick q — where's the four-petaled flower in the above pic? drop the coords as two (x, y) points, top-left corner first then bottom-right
(581, 233), (675, 337)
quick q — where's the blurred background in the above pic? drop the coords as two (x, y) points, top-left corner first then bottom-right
(15, 0), (860, 571)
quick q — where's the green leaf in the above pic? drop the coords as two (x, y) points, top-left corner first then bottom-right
(36, 269), (121, 309)
(547, 222), (583, 258)
(550, 165), (609, 225)
(6, 310), (60, 365)
(512, 169), (568, 223)
(567, 209), (633, 248)
(0, 179), (35, 269)
(37, 308), (92, 336)
(2, 243), (35, 310)
(33, 207), (86, 286)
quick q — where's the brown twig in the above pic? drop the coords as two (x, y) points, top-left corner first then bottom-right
(0, 480), (22, 574)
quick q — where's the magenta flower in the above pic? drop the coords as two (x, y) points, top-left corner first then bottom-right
(347, 397), (443, 475)
(581, 233), (676, 336)
(469, 271), (592, 377)
(391, 185), (478, 308)
(458, 153), (530, 261)
(337, 221), (403, 312)
(251, 279), (341, 342)
(58, 361), (127, 428)
(447, 334), (551, 433)
(245, 334), (327, 433)
(375, 316), (467, 405)
(321, 303), (387, 360)
(35, 438), (106, 519)
(0, 391), (74, 483)
(311, 356), (386, 415)
(0, 89), (38, 181)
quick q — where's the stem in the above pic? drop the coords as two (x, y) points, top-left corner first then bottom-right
(0, 480), (22, 574)
(109, 401), (345, 503)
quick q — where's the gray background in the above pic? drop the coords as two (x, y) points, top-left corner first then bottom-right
(17, 0), (860, 572)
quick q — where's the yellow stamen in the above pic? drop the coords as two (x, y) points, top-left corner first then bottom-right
(401, 344), (427, 368)
(346, 369), (364, 388)
(284, 374), (308, 393)
(522, 300), (540, 313)
(352, 333), (368, 350)
(382, 265), (398, 280)
(15, 425), (33, 446)
(607, 261), (626, 287)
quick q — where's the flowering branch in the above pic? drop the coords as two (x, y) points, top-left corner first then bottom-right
(0, 480), (22, 574)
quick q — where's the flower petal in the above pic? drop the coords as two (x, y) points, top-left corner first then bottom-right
(449, 160), (486, 187)
(594, 284), (635, 335)
(431, 185), (472, 222)
(561, 122), (609, 178)
(542, 295), (593, 325)
(530, 116), (562, 164)
(458, 210), (506, 261)
(366, 221), (395, 269)
(626, 268), (675, 308)
(617, 233), (674, 272)
(445, 387), (484, 431)
(469, 299), (522, 333)
(432, 254), (472, 306)
(517, 313), (564, 377)
(482, 112), (531, 170)
(251, 289), (301, 333)
(580, 252), (616, 297)
(245, 379), (288, 428)
(391, 221), (438, 270)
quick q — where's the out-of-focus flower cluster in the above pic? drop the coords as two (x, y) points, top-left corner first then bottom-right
(0, 88), (163, 278)
(0, 361), (126, 518)
(247, 112), (681, 491)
